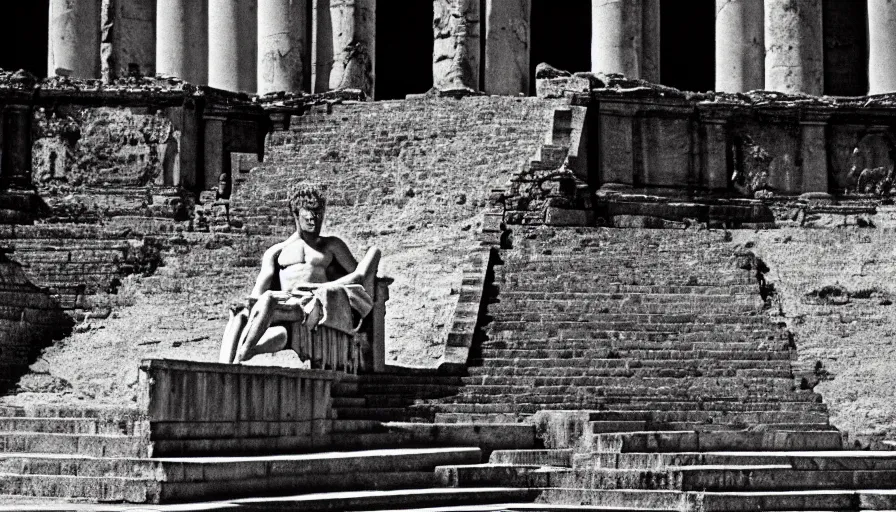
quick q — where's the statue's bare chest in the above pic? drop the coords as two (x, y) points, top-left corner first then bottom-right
(277, 240), (332, 270)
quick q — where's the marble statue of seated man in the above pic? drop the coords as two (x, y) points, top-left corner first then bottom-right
(219, 185), (381, 364)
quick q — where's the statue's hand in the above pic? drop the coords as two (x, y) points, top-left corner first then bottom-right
(290, 283), (321, 294)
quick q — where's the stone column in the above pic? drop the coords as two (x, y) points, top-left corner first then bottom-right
(715, 0), (764, 92)
(156, 0), (208, 84)
(209, 0), (258, 93)
(48, 0), (102, 78)
(868, 0), (896, 94)
(433, 0), (480, 92)
(101, 0), (156, 82)
(329, 0), (376, 96)
(312, 0), (334, 93)
(764, 0), (823, 95)
(590, 0), (659, 80)
(258, 0), (307, 95)
(484, 0), (530, 96)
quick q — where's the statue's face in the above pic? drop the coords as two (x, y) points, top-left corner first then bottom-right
(297, 207), (324, 236)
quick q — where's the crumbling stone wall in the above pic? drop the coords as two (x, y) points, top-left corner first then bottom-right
(0, 251), (72, 393)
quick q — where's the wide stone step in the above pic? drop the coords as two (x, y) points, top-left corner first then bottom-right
(489, 450), (574, 467)
(435, 463), (565, 488)
(0, 447), (484, 502)
(474, 349), (794, 361)
(433, 401), (827, 416)
(558, 466), (896, 491)
(578, 451), (896, 471)
(489, 322), (773, 335)
(207, 487), (541, 511)
(592, 431), (844, 453)
(496, 284), (758, 295)
(497, 291), (758, 304)
(539, 487), (896, 510)
(0, 418), (137, 436)
(0, 433), (148, 458)
(0, 473), (158, 502)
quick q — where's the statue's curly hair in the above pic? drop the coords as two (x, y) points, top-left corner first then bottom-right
(288, 183), (327, 216)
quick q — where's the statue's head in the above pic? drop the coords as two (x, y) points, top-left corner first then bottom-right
(289, 183), (327, 236)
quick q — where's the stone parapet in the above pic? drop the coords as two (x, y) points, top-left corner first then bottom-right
(138, 358), (337, 456)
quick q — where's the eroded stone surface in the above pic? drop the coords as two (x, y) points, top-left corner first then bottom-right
(484, 0), (530, 96)
(433, 0), (481, 92)
(329, 0), (375, 96)
(258, 0), (307, 95)
(764, 0), (823, 95)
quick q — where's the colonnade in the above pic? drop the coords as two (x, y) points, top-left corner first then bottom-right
(45, 0), (896, 98)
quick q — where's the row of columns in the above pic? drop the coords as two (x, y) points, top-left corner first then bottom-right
(46, 0), (896, 98)
(712, 0), (896, 95)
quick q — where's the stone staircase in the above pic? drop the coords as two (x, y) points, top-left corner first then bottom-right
(430, 227), (831, 432)
(0, 404), (536, 509)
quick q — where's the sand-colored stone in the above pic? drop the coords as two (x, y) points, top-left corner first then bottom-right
(590, 0), (659, 81)
(48, 0), (102, 78)
(484, 0), (530, 96)
(101, 0), (155, 82)
(715, 0), (764, 92)
(258, 0), (307, 95)
(433, 0), (481, 92)
(868, 0), (896, 94)
(764, 0), (823, 95)
(329, 0), (375, 96)
(156, 0), (208, 84)
(209, 0), (258, 93)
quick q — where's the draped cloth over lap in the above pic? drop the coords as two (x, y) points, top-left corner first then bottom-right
(255, 283), (374, 336)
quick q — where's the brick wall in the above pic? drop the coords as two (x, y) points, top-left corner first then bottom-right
(230, 96), (561, 363)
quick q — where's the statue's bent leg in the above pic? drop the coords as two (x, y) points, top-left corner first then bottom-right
(234, 291), (279, 363)
(241, 325), (288, 360)
(332, 246), (381, 293)
(219, 308), (248, 364)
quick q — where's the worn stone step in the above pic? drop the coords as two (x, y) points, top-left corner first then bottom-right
(435, 463), (564, 488)
(0, 433), (148, 458)
(585, 410), (829, 425)
(0, 418), (137, 436)
(0, 406), (141, 420)
(489, 450), (574, 467)
(556, 466), (896, 492)
(474, 349), (793, 361)
(577, 451), (896, 471)
(592, 431), (844, 453)
(0, 473), (158, 502)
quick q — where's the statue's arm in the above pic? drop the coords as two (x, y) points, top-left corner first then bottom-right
(250, 244), (283, 297)
(329, 237), (359, 275)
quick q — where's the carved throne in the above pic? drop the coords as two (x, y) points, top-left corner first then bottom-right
(246, 263), (392, 375)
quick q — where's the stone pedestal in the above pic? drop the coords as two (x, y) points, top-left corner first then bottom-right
(209, 0), (258, 93)
(868, 0), (896, 94)
(433, 0), (481, 92)
(715, 0), (764, 92)
(101, 0), (155, 82)
(329, 0), (376, 96)
(48, 0), (102, 78)
(312, 0), (334, 93)
(590, 0), (659, 81)
(258, 0), (307, 95)
(484, 0), (530, 96)
(764, 0), (823, 95)
(156, 0), (208, 84)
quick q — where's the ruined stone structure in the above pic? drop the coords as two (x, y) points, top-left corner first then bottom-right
(22, 0), (896, 98)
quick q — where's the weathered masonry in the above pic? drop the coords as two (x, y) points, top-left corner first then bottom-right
(8, 0), (892, 99)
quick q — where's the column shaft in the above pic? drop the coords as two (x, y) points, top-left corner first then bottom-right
(329, 0), (376, 96)
(258, 0), (308, 94)
(48, 0), (102, 78)
(157, 0), (208, 84)
(433, 0), (481, 92)
(715, 0), (764, 92)
(209, 0), (258, 93)
(591, 0), (658, 80)
(764, 0), (823, 95)
(312, 0), (333, 93)
(102, 0), (156, 81)
(484, 0), (530, 96)
(868, 0), (896, 94)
